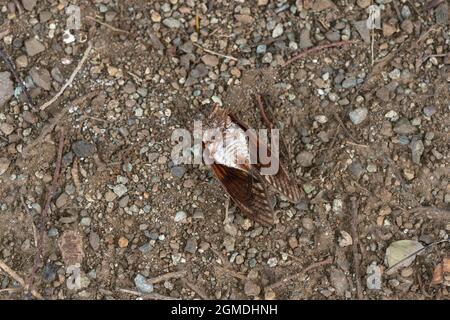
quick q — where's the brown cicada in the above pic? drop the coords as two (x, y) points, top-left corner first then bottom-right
(201, 95), (301, 226)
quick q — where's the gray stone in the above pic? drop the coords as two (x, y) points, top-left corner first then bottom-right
(43, 264), (57, 283)
(256, 44), (267, 54)
(184, 238), (197, 254)
(80, 217), (91, 226)
(113, 184), (128, 197)
(401, 5), (411, 19)
(201, 54), (219, 66)
(410, 139), (424, 164)
(174, 211), (187, 222)
(0, 123), (14, 135)
(325, 30), (340, 42)
(262, 52), (273, 64)
(180, 41), (193, 54)
(296, 151), (314, 167)
(312, 0), (336, 11)
(24, 38), (45, 56)
(349, 107), (368, 125)
(272, 24), (284, 38)
(138, 243), (152, 254)
(22, 0), (37, 11)
(341, 77), (358, 88)
(89, 232), (100, 250)
(171, 166), (186, 178)
(299, 29), (313, 49)
(190, 64), (208, 79)
(394, 118), (417, 135)
(348, 161), (364, 179)
(436, 3), (449, 26)
(354, 20), (370, 43)
(72, 140), (95, 158)
(0, 72), (14, 107)
(30, 67), (51, 91)
(51, 67), (64, 83)
(330, 267), (349, 296)
(22, 111), (37, 124)
(267, 257), (278, 267)
(302, 217), (314, 231)
(134, 274), (153, 293)
(48, 228), (59, 237)
(162, 18), (181, 29)
(244, 281), (261, 296)
(0, 157), (11, 176)
(366, 262), (382, 290)
(423, 106), (437, 117)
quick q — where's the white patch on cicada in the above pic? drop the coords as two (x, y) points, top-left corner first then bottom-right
(203, 122), (251, 170)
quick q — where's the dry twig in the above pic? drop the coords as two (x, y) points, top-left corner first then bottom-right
(350, 197), (363, 299)
(283, 40), (356, 66)
(86, 16), (130, 34)
(147, 270), (187, 284)
(39, 42), (93, 110)
(0, 259), (43, 299)
(214, 265), (247, 281)
(193, 43), (238, 61)
(28, 129), (65, 293)
(267, 258), (333, 290)
(117, 288), (180, 300)
(23, 91), (98, 157)
(181, 279), (210, 300)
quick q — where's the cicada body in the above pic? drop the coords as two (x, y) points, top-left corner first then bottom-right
(202, 103), (301, 226)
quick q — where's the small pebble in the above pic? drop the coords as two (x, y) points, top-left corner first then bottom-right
(349, 107), (368, 125)
(118, 237), (129, 248)
(134, 274), (153, 293)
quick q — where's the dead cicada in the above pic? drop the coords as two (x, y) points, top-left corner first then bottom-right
(201, 95), (301, 226)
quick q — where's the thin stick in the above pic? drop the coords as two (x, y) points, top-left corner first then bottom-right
(193, 43), (238, 61)
(419, 53), (447, 67)
(28, 129), (65, 293)
(283, 40), (356, 67)
(370, 27), (375, 66)
(392, 0), (403, 22)
(23, 91), (98, 157)
(223, 198), (230, 225)
(39, 42), (93, 110)
(117, 288), (180, 300)
(333, 112), (360, 144)
(0, 46), (33, 106)
(214, 265), (247, 281)
(210, 247), (234, 271)
(350, 197), (363, 300)
(0, 259), (43, 299)
(147, 270), (187, 284)
(86, 16), (130, 34)
(267, 258), (333, 290)
(255, 94), (273, 130)
(407, 0), (424, 22)
(181, 279), (210, 300)
(0, 288), (21, 294)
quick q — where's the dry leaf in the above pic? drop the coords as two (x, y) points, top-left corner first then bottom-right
(59, 230), (84, 266)
(431, 257), (450, 286)
(385, 240), (424, 274)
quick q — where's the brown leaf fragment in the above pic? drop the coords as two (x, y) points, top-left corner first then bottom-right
(431, 257), (450, 285)
(59, 230), (84, 266)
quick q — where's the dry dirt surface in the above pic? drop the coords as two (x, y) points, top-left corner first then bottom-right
(0, 0), (449, 300)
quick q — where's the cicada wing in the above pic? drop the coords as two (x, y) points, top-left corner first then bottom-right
(210, 163), (275, 226)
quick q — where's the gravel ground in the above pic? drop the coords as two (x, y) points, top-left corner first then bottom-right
(0, 0), (449, 300)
